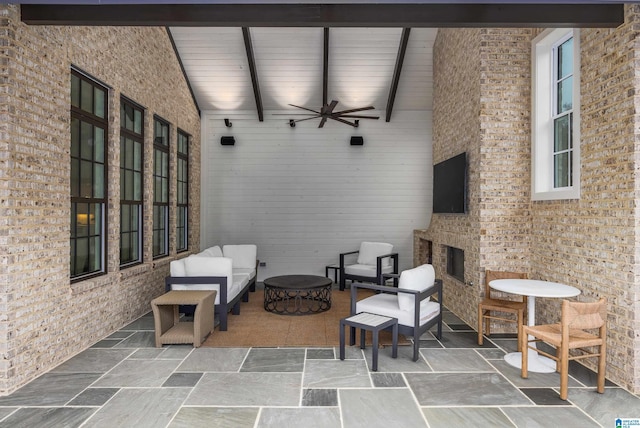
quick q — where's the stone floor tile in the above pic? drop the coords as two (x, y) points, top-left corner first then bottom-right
(340, 389), (427, 428)
(371, 372), (406, 387)
(177, 347), (249, 372)
(491, 360), (582, 389)
(362, 346), (432, 372)
(520, 387), (571, 405)
(0, 407), (96, 428)
(51, 348), (132, 373)
(258, 408), (341, 428)
(93, 359), (181, 387)
(306, 348), (335, 359)
(304, 359), (370, 388)
(240, 348), (305, 372)
(114, 331), (155, 348)
(439, 331), (496, 348)
(162, 372), (203, 387)
(302, 388), (338, 406)
(67, 388), (119, 406)
(407, 372), (531, 406)
(84, 387), (190, 428)
(422, 407), (515, 428)
(568, 387), (640, 427)
(186, 372), (302, 406)
(501, 406), (601, 427)
(0, 373), (100, 406)
(90, 339), (121, 348)
(168, 407), (259, 428)
(421, 348), (496, 372)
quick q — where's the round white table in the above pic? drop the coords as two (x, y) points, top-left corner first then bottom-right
(489, 278), (581, 373)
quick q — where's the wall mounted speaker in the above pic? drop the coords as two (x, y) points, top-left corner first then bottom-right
(220, 136), (235, 146)
(350, 136), (364, 146)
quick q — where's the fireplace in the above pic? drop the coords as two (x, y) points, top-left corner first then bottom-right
(447, 246), (464, 282)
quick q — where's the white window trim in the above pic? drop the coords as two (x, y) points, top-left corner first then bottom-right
(532, 28), (581, 201)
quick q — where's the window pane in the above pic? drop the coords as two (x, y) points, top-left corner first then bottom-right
(91, 203), (102, 236)
(94, 127), (104, 163)
(80, 122), (93, 160)
(120, 233), (130, 262)
(134, 141), (142, 171)
(154, 150), (162, 175)
(94, 164), (104, 198)
(162, 178), (168, 202)
(125, 138), (134, 170)
(76, 237), (89, 274)
(71, 118), (80, 158)
(162, 152), (168, 176)
(71, 158), (79, 197)
(554, 115), (570, 152)
(134, 172), (142, 200)
(554, 152), (570, 188)
(121, 204), (130, 232)
(80, 160), (92, 198)
(134, 109), (142, 134)
(557, 76), (573, 114)
(125, 170), (134, 200)
(80, 80), (93, 113)
(557, 38), (573, 80)
(125, 105), (134, 131)
(94, 87), (105, 118)
(71, 75), (80, 108)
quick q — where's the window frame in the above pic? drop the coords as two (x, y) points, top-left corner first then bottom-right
(119, 97), (145, 268)
(153, 116), (170, 259)
(531, 28), (581, 201)
(70, 68), (108, 282)
(176, 129), (190, 253)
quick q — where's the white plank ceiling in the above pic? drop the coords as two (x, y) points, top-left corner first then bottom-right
(169, 27), (436, 116)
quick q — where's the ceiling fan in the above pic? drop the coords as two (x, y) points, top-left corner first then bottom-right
(285, 100), (379, 128)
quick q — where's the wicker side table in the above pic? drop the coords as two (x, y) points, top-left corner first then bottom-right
(151, 290), (216, 347)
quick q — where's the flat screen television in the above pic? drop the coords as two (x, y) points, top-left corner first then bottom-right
(433, 152), (467, 214)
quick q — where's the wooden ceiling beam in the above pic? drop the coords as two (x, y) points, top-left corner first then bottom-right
(21, 4), (624, 28)
(242, 27), (264, 122)
(386, 28), (410, 123)
(323, 27), (329, 108)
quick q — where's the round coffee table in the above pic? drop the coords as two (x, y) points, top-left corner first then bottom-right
(263, 274), (332, 315)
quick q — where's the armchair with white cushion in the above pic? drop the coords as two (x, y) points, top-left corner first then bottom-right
(339, 241), (398, 291)
(349, 264), (443, 361)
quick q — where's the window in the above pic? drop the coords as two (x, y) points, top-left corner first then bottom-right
(176, 130), (189, 252)
(153, 117), (170, 258)
(70, 69), (108, 280)
(120, 98), (144, 267)
(532, 28), (581, 200)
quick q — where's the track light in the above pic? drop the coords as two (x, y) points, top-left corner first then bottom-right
(224, 118), (232, 128)
(220, 136), (235, 146)
(289, 119), (296, 128)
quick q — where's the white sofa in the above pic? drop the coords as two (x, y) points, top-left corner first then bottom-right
(164, 244), (258, 331)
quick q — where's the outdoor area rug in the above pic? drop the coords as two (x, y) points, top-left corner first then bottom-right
(202, 286), (411, 348)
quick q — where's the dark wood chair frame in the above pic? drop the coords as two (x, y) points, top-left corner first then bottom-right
(339, 249), (399, 291)
(349, 277), (443, 361)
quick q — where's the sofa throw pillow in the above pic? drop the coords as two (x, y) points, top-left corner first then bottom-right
(397, 264), (435, 311)
(184, 256), (233, 289)
(200, 246), (223, 257)
(356, 242), (394, 268)
(170, 259), (187, 277)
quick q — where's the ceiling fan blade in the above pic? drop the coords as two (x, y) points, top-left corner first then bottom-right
(337, 114), (380, 119)
(328, 116), (358, 127)
(334, 106), (375, 115)
(272, 113), (318, 116)
(318, 116), (329, 128)
(292, 116), (322, 123)
(322, 100), (338, 115)
(288, 104), (321, 114)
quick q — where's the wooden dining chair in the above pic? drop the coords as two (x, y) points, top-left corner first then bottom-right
(520, 298), (607, 400)
(477, 270), (528, 349)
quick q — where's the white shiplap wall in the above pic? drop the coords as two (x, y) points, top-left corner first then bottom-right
(200, 111), (433, 280)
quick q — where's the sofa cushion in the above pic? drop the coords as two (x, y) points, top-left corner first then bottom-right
(223, 244), (257, 269)
(356, 242), (393, 268)
(173, 256), (235, 304)
(344, 264), (393, 278)
(397, 264), (435, 312)
(200, 246), (223, 257)
(233, 267), (256, 280)
(356, 293), (440, 328)
(170, 259), (187, 277)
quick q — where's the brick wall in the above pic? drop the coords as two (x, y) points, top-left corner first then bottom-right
(422, 9), (640, 393)
(0, 5), (200, 394)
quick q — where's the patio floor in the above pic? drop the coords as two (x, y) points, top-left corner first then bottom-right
(0, 305), (638, 427)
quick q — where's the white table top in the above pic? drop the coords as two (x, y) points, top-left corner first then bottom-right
(489, 278), (580, 298)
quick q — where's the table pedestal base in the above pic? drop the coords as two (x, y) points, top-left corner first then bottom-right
(504, 349), (557, 373)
